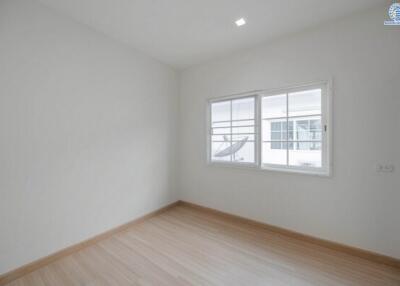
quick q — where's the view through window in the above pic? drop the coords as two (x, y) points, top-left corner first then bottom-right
(262, 89), (322, 168)
(210, 96), (255, 163)
(208, 83), (329, 175)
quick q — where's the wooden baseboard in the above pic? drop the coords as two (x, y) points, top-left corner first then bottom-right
(0, 201), (179, 286)
(178, 200), (400, 270)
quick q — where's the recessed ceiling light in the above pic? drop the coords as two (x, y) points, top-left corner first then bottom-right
(235, 18), (246, 27)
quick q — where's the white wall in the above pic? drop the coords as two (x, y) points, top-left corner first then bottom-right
(0, 0), (178, 274)
(179, 6), (400, 259)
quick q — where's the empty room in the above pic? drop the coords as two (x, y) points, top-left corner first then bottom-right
(1, 0), (399, 285)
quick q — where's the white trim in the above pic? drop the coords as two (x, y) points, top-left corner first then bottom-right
(262, 164), (330, 177)
(286, 90), (289, 166)
(207, 162), (330, 177)
(206, 80), (332, 176)
(257, 80), (329, 97)
(255, 93), (262, 167)
(207, 90), (263, 102)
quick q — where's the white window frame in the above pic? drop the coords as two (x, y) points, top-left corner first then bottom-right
(206, 94), (259, 168)
(206, 81), (332, 176)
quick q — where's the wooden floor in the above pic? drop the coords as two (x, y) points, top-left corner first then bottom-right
(5, 204), (400, 286)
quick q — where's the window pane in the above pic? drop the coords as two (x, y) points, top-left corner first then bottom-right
(296, 142), (314, 150)
(310, 119), (321, 130)
(297, 131), (309, 141)
(212, 136), (254, 163)
(297, 120), (308, 128)
(212, 121), (230, 128)
(212, 141), (231, 162)
(212, 135), (231, 142)
(282, 130), (287, 140)
(233, 141), (255, 163)
(210, 98), (255, 164)
(271, 132), (281, 140)
(212, 127), (231, 135)
(283, 121), (294, 140)
(211, 101), (230, 122)
(262, 94), (287, 119)
(263, 120), (283, 141)
(263, 120), (293, 147)
(263, 142), (287, 165)
(289, 142), (322, 167)
(292, 117), (322, 140)
(232, 126), (254, 134)
(311, 142), (322, 150)
(289, 89), (321, 117)
(232, 119), (254, 127)
(311, 130), (321, 140)
(271, 122), (281, 131)
(232, 97), (254, 120)
(262, 95), (289, 165)
(298, 142), (322, 151)
(232, 134), (255, 141)
(284, 142), (294, 150)
(271, 142), (281, 149)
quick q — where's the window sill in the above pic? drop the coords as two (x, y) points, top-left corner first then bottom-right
(207, 161), (259, 169)
(261, 164), (331, 177)
(207, 161), (331, 177)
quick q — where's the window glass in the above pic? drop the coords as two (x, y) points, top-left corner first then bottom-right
(288, 89), (321, 117)
(262, 141), (287, 165)
(262, 94), (287, 163)
(211, 101), (230, 122)
(288, 89), (322, 168)
(262, 94), (286, 119)
(232, 97), (254, 120)
(210, 97), (255, 164)
(209, 84), (329, 175)
(262, 88), (323, 168)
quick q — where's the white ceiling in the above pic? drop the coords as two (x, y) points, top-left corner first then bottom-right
(38, 0), (386, 69)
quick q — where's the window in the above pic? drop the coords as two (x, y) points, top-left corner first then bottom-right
(210, 96), (256, 164)
(208, 82), (331, 175)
